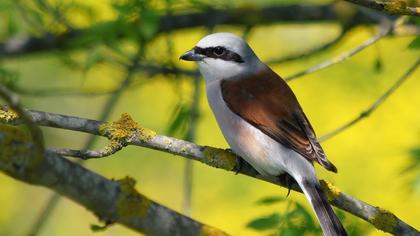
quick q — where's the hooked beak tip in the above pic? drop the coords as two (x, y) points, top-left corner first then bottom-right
(179, 49), (202, 62)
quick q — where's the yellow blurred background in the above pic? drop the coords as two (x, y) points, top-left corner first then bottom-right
(0, 0), (419, 235)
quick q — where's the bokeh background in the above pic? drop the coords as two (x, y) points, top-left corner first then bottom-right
(0, 0), (419, 235)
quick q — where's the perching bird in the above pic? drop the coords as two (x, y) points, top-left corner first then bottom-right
(180, 32), (347, 236)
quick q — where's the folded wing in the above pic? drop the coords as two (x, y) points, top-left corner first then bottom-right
(221, 67), (337, 173)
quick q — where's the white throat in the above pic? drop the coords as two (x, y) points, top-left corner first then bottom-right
(197, 58), (265, 84)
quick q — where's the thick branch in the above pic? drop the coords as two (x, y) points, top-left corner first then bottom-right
(1, 109), (418, 235)
(0, 126), (227, 236)
(345, 0), (420, 16)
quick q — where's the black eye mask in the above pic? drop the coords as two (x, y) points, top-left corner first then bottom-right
(194, 46), (244, 63)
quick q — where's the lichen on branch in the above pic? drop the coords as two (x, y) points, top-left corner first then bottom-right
(201, 146), (237, 171)
(0, 130), (227, 235)
(116, 176), (151, 220)
(1, 108), (419, 235)
(0, 107), (19, 122)
(99, 112), (156, 142)
(320, 180), (341, 202)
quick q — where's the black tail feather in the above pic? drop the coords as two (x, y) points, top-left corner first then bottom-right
(301, 179), (347, 236)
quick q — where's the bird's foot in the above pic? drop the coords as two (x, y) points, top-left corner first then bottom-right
(285, 174), (293, 197)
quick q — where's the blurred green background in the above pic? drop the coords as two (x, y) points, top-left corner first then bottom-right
(0, 0), (419, 235)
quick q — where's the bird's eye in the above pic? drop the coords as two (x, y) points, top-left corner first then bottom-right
(213, 47), (225, 56)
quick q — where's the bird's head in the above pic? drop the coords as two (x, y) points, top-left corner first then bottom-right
(180, 32), (263, 82)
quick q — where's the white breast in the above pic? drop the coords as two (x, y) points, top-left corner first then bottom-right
(205, 80), (315, 180)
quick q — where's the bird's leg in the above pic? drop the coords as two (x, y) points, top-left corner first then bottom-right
(284, 174), (294, 197)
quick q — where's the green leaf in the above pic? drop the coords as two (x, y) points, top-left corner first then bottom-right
(294, 202), (316, 228)
(7, 15), (18, 35)
(412, 176), (420, 192)
(0, 67), (19, 89)
(246, 213), (281, 231)
(401, 145), (420, 192)
(408, 36), (420, 49)
(27, 8), (44, 28)
(256, 196), (286, 205)
(138, 9), (159, 40)
(410, 147), (420, 158)
(373, 58), (382, 73)
(280, 202), (319, 233)
(402, 147), (420, 173)
(279, 227), (305, 236)
(166, 102), (190, 136)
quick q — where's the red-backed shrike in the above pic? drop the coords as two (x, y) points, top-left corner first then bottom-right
(180, 32), (347, 236)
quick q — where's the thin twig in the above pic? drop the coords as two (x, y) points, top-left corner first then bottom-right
(285, 18), (393, 81)
(319, 57), (420, 142)
(345, 0), (420, 16)
(267, 26), (350, 65)
(48, 146), (120, 159)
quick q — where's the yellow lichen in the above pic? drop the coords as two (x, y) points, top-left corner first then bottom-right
(199, 225), (229, 236)
(370, 207), (398, 233)
(116, 176), (151, 219)
(320, 180), (340, 201)
(99, 113), (156, 144)
(103, 140), (124, 154)
(202, 146), (237, 171)
(0, 108), (18, 122)
(383, 0), (407, 14)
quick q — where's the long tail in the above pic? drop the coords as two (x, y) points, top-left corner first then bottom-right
(299, 178), (347, 236)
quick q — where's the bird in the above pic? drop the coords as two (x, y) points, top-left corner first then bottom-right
(180, 32), (347, 236)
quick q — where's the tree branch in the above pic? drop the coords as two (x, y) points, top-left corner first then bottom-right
(345, 0), (420, 16)
(0, 126), (227, 236)
(1, 109), (418, 235)
(0, 85), (44, 158)
(267, 27), (351, 65)
(24, 48), (145, 236)
(319, 57), (420, 142)
(48, 146), (120, 159)
(285, 16), (393, 81)
(0, 4), (377, 58)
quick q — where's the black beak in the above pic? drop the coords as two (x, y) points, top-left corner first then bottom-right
(179, 49), (203, 61)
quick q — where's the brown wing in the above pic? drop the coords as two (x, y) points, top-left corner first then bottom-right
(221, 67), (337, 173)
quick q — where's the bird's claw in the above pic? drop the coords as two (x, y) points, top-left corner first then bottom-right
(285, 175), (293, 197)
